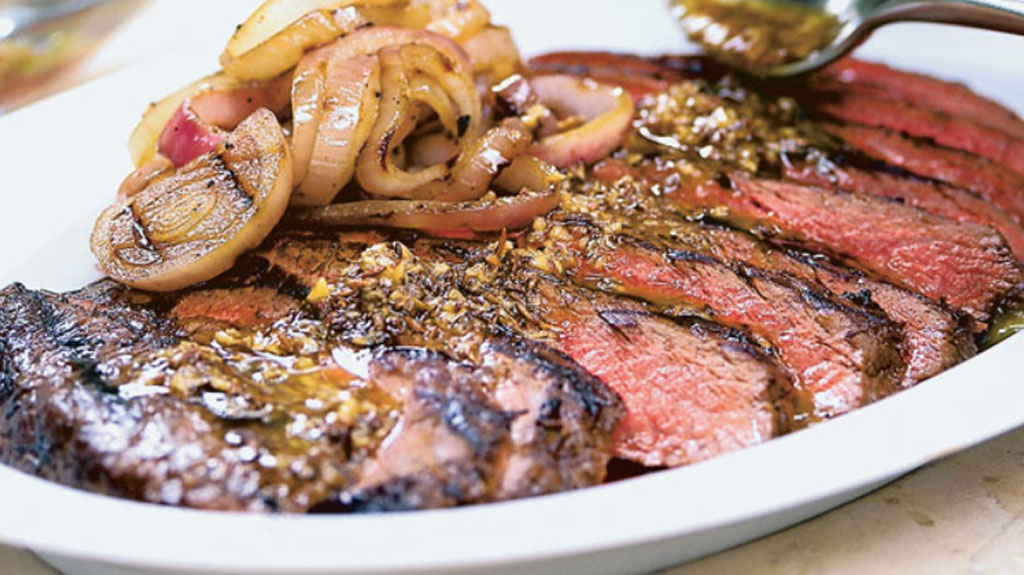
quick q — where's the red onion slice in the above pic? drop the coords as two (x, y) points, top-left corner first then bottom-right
(528, 74), (635, 168)
(157, 74), (291, 167)
(285, 187), (560, 233)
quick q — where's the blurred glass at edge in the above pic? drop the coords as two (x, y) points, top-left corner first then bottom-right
(0, 0), (149, 113)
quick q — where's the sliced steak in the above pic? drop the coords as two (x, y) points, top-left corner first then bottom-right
(808, 58), (1024, 140)
(0, 281), (304, 512)
(537, 281), (795, 467)
(317, 341), (621, 512)
(782, 160), (1024, 260)
(0, 235), (624, 512)
(409, 239), (796, 467)
(825, 124), (1024, 226)
(812, 93), (1024, 177)
(171, 287), (300, 329)
(664, 173), (1023, 324)
(527, 51), (689, 99)
(535, 220), (905, 420)
(627, 217), (976, 386)
(285, 232), (795, 468)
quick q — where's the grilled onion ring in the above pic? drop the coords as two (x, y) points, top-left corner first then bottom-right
(290, 53), (382, 206)
(94, 110), (293, 291)
(221, 0), (490, 81)
(409, 117), (534, 201)
(290, 27), (477, 204)
(220, 0), (404, 81)
(528, 74), (634, 168)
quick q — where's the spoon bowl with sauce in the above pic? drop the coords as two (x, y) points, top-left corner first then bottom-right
(673, 0), (1024, 76)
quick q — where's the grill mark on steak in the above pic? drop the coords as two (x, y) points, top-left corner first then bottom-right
(589, 157), (976, 385)
(324, 340), (620, 511)
(663, 172), (1023, 324)
(403, 238), (796, 467)
(0, 282), (283, 510)
(648, 216), (978, 384)
(782, 159), (1024, 260)
(295, 233), (796, 468)
(538, 221), (904, 420)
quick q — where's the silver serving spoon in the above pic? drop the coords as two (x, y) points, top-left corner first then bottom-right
(767, 0), (1024, 76)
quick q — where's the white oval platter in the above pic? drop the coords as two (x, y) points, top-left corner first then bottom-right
(0, 1), (1022, 574)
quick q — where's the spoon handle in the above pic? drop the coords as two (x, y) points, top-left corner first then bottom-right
(871, 0), (1024, 35)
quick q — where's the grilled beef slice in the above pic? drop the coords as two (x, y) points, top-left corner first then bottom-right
(782, 160), (1024, 260)
(536, 281), (796, 467)
(807, 58), (1024, 140)
(825, 124), (1024, 226)
(663, 173), (1023, 324)
(0, 245), (623, 511)
(535, 220), (905, 420)
(259, 232), (796, 467)
(316, 340), (621, 512)
(625, 217), (976, 386)
(811, 93), (1024, 177)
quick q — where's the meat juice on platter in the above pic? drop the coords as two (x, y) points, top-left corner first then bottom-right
(2, 0), (1024, 512)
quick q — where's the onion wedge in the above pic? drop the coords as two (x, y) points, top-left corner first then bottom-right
(285, 188), (560, 233)
(130, 72), (291, 168)
(93, 109), (293, 291)
(528, 74), (634, 168)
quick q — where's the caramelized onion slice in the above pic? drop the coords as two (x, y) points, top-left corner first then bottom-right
(220, 0), (404, 81)
(354, 36), (482, 199)
(128, 74), (234, 167)
(463, 26), (522, 87)
(286, 188), (560, 233)
(130, 72), (291, 168)
(411, 118), (535, 201)
(290, 27), (475, 204)
(291, 53), (382, 206)
(93, 109), (293, 292)
(421, 0), (491, 41)
(493, 155), (563, 194)
(528, 74), (635, 168)
(361, 0), (491, 40)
